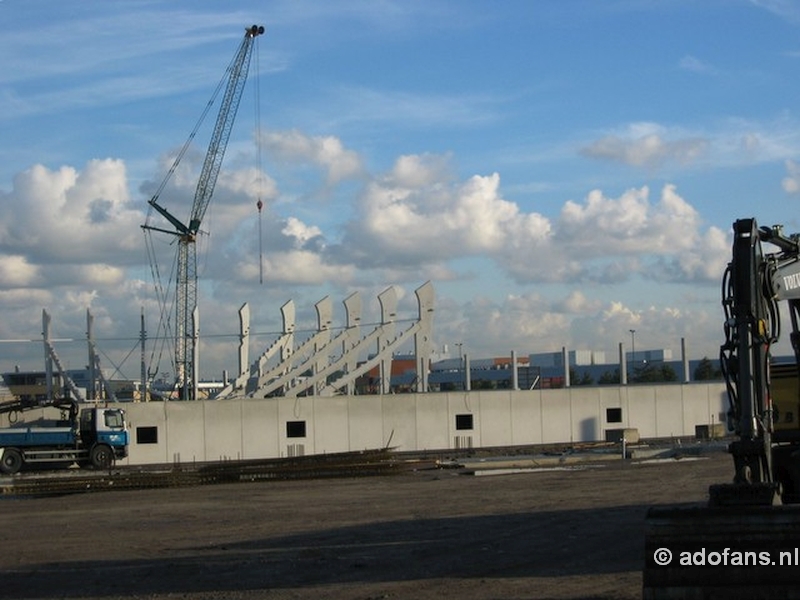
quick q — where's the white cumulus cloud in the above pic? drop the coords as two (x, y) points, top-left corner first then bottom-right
(782, 159), (800, 193)
(580, 122), (709, 168)
(261, 129), (363, 185)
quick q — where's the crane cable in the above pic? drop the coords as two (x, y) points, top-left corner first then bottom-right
(143, 229), (177, 380)
(253, 34), (265, 285)
(144, 54), (235, 225)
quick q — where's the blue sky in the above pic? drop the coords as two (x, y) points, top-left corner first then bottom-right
(2, 0), (800, 381)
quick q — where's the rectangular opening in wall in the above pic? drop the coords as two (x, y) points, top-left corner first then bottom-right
(287, 443), (305, 457)
(286, 420), (307, 438)
(454, 435), (473, 449)
(455, 413), (474, 431)
(606, 408), (623, 424)
(136, 426), (158, 444)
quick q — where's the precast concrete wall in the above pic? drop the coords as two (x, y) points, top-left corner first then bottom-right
(104, 382), (728, 466)
(0, 383), (728, 467)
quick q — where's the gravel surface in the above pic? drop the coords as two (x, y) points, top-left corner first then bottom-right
(0, 450), (731, 600)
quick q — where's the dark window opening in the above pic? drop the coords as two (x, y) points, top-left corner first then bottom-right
(606, 408), (623, 423)
(286, 420), (307, 438)
(136, 426), (159, 444)
(455, 414), (474, 431)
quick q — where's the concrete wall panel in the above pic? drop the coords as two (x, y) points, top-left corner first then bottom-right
(165, 402), (206, 464)
(241, 398), (279, 458)
(203, 400), (243, 461)
(653, 387), (685, 439)
(312, 397), (350, 455)
(381, 395), (417, 452)
(347, 395), (385, 451)
(509, 390), (543, 446)
(448, 391), (482, 448)
(540, 389), (571, 444)
(122, 402), (168, 465)
(688, 385), (725, 433)
(415, 393), (450, 451)
(38, 382), (734, 467)
(569, 392), (601, 442)
(625, 387), (657, 439)
(475, 392), (513, 448)
(277, 397), (314, 457)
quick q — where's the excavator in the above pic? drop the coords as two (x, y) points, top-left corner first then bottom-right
(644, 218), (800, 599)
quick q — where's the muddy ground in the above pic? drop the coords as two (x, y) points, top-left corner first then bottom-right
(0, 449), (731, 600)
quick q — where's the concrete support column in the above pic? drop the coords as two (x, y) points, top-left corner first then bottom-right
(414, 282), (434, 393)
(313, 297), (332, 396)
(511, 350), (519, 390)
(681, 337), (690, 383)
(42, 309), (53, 402)
(237, 303), (250, 381)
(377, 287), (398, 395)
(464, 354), (471, 391)
(342, 292), (361, 396)
(620, 342), (628, 385)
(562, 346), (570, 388)
(280, 300), (296, 362)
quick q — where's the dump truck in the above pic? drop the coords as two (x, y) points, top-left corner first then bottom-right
(644, 218), (800, 599)
(0, 397), (128, 474)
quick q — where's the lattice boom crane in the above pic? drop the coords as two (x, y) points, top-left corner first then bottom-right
(143, 24), (264, 400)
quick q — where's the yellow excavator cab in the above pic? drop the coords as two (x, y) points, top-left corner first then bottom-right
(771, 362), (800, 432)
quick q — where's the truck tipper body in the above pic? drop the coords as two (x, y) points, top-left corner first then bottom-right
(0, 402), (128, 474)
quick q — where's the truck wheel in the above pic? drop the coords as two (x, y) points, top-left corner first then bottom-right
(90, 444), (114, 469)
(0, 448), (23, 475)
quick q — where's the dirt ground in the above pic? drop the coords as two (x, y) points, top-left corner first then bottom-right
(0, 450), (731, 600)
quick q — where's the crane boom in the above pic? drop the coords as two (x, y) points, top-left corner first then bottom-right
(143, 24), (264, 399)
(189, 25), (263, 233)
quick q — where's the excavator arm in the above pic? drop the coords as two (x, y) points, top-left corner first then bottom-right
(644, 218), (800, 600)
(716, 218), (800, 505)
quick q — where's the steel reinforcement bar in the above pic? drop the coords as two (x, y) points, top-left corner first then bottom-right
(1, 448), (402, 497)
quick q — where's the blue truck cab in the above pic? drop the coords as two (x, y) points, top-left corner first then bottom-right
(0, 405), (129, 474)
(79, 407), (129, 455)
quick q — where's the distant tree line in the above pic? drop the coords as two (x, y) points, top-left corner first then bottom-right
(569, 356), (722, 386)
(438, 356), (724, 391)
(693, 357), (723, 381)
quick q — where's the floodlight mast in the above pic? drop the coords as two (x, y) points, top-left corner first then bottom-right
(143, 25), (264, 400)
